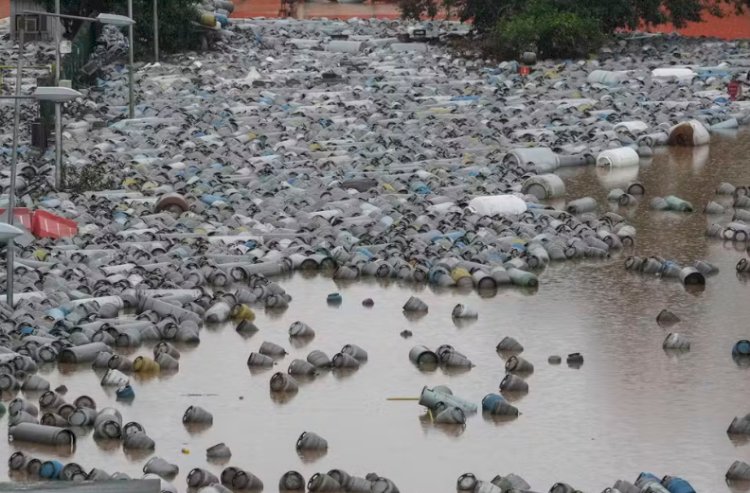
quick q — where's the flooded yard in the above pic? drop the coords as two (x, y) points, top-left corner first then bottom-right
(4, 132), (749, 491)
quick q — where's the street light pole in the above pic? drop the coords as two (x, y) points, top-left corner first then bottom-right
(18, 10), (135, 187)
(7, 27), (24, 308)
(154, 0), (159, 63)
(54, 0), (63, 190)
(128, 0), (135, 118)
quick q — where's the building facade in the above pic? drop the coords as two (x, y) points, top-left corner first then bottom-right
(10, 0), (62, 41)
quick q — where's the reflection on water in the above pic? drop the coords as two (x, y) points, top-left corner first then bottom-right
(2, 134), (750, 491)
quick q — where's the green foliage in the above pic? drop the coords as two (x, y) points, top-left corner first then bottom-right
(399, 0), (439, 20)
(454, 0), (750, 33)
(39, 0), (200, 56)
(488, 2), (603, 59)
(65, 161), (118, 194)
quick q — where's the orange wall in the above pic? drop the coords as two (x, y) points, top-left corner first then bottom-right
(645, 8), (750, 39)
(2, 0), (749, 38)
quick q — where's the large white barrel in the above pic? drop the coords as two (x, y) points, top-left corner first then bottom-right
(667, 120), (710, 146)
(521, 174), (566, 199)
(326, 41), (362, 53)
(651, 67), (696, 80)
(466, 195), (527, 216)
(614, 121), (649, 134)
(503, 147), (558, 169)
(586, 70), (627, 85)
(596, 147), (639, 168)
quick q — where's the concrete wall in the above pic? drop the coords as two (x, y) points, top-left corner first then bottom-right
(645, 6), (750, 39)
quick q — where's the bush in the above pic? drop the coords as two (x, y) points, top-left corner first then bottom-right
(42, 0), (200, 56)
(456, 0), (749, 35)
(399, 0), (439, 20)
(488, 3), (604, 60)
(65, 162), (118, 194)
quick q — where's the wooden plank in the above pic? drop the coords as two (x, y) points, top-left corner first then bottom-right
(0, 480), (160, 493)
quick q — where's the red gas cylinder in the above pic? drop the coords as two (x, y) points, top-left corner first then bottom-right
(728, 80), (741, 101)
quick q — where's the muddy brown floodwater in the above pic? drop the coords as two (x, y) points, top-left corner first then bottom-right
(4, 132), (750, 492)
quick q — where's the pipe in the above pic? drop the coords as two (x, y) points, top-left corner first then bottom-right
(5, 26), (24, 309)
(128, 0), (135, 118)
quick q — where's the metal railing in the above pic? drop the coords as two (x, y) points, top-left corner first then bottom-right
(0, 65), (53, 88)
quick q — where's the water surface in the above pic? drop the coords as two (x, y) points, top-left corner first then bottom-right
(4, 133), (750, 491)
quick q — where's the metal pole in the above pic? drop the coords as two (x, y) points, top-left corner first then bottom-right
(7, 27), (24, 308)
(153, 0), (159, 63)
(54, 0), (63, 190)
(128, 0), (135, 118)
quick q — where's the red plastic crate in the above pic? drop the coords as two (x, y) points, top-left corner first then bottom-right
(31, 210), (78, 239)
(0, 208), (33, 230)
